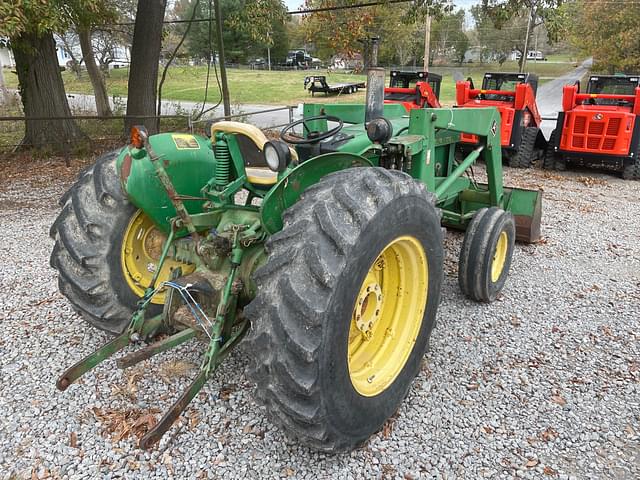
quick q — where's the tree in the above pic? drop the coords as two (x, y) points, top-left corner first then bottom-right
(0, 2), (85, 150)
(568, 0), (640, 73)
(301, 0), (454, 64)
(471, 5), (530, 64)
(125, 0), (167, 135)
(176, 0), (288, 63)
(480, 0), (564, 69)
(431, 10), (469, 65)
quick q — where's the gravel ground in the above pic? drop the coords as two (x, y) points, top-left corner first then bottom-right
(0, 156), (639, 480)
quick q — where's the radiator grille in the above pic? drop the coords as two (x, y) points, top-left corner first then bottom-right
(574, 116), (586, 134)
(607, 117), (621, 135)
(602, 138), (616, 150)
(588, 122), (604, 135)
(587, 137), (601, 149)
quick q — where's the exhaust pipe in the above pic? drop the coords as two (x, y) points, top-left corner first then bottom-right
(365, 67), (385, 124)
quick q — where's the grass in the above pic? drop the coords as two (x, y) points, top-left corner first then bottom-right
(0, 59), (579, 150)
(3, 60), (578, 108)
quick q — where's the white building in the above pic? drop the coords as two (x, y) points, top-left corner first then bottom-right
(0, 44), (15, 68)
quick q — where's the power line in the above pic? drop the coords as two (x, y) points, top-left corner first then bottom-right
(106, 0), (415, 26)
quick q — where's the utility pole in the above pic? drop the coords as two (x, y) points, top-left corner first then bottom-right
(267, 31), (271, 71)
(213, 0), (231, 117)
(520, 1), (535, 73)
(423, 14), (432, 72)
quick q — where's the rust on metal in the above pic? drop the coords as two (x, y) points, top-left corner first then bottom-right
(121, 153), (132, 184)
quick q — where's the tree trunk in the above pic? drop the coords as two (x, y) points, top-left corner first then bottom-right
(13, 32), (85, 150)
(125, 0), (167, 135)
(78, 28), (112, 117)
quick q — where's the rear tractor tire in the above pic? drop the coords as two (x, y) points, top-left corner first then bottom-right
(509, 126), (538, 169)
(245, 167), (444, 452)
(49, 150), (192, 333)
(458, 207), (515, 303)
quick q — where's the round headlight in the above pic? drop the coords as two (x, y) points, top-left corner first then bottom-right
(263, 140), (291, 172)
(264, 143), (281, 171)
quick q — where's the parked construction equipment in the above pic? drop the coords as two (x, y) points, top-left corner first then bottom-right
(544, 74), (640, 179)
(384, 70), (442, 110)
(51, 67), (542, 453)
(304, 75), (365, 96)
(456, 72), (546, 168)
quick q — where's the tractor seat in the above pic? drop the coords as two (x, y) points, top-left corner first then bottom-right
(245, 167), (278, 186)
(211, 121), (297, 187)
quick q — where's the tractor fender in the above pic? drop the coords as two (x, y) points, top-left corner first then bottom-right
(260, 152), (372, 234)
(117, 133), (216, 233)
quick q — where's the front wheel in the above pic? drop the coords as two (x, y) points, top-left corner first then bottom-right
(245, 167), (444, 452)
(458, 207), (515, 303)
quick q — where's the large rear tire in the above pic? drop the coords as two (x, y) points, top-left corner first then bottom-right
(244, 167), (444, 452)
(49, 150), (189, 333)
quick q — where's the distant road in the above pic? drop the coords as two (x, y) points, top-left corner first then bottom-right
(537, 57), (593, 137)
(63, 92), (293, 131)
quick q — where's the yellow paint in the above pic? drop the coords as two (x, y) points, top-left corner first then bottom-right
(491, 231), (508, 283)
(245, 167), (278, 186)
(348, 236), (428, 397)
(120, 210), (194, 303)
(210, 121), (298, 161)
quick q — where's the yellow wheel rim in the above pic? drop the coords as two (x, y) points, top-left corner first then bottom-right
(491, 231), (508, 283)
(348, 236), (428, 397)
(120, 210), (194, 304)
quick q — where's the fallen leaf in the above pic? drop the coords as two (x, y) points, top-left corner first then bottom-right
(483, 426), (494, 434)
(551, 395), (566, 406)
(543, 466), (557, 476)
(525, 458), (539, 468)
(70, 431), (78, 448)
(467, 382), (480, 391)
(541, 427), (559, 442)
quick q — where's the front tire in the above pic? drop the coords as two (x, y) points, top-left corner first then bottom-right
(245, 167), (444, 452)
(458, 207), (515, 303)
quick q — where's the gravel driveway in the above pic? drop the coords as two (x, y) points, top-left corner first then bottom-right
(0, 156), (638, 480)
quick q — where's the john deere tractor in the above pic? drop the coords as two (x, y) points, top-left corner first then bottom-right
(51, 68), (542, 452)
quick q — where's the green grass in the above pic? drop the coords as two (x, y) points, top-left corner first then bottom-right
(3, 60), (578, 108)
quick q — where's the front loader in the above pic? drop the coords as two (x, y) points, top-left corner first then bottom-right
(51, 67), (542, 453)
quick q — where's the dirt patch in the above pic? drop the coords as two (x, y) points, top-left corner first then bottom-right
(0, 145), (120, 209)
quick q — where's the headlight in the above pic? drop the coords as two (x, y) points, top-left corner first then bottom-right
(263, 140), (291, 172)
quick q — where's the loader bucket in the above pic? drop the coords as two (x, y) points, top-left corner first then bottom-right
(458, 185), (542, 244)
(504, 186), (542, 243)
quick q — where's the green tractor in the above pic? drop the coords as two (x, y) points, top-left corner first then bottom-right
(51, 68), (542, 452)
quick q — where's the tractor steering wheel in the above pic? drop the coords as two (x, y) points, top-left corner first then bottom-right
(280, 115), (344, 145)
